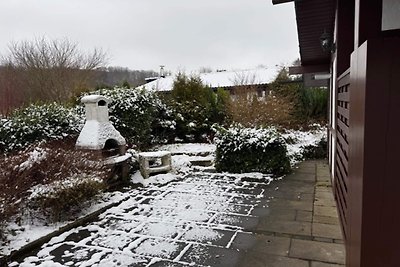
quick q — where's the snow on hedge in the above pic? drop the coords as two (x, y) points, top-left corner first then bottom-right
(214, 125), (291, 175)
(214, 124), (327, 175)
(214, 125), (284, 153)
(85, 87), (176, 147)
(0, 87), (177, 153)
(282, 125), (327, 165)
(0, 103), (83, 153)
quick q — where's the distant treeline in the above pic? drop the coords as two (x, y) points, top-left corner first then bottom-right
(0, 65), (159, 116)
(0, 37), (162, 116)
(94, 67), (159, 89)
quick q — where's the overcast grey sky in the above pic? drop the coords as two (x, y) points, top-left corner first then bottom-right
(0, 0), (298, 72)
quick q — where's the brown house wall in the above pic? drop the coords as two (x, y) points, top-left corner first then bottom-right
(348, 37), (400, 267)
(334, 68), (350, 242)
(336, 0), (355, 76)
(355, 1), (382, 48)
(274, 0), (400, 265)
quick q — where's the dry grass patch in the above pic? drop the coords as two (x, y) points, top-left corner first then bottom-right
(228, 88), (297, 128)
(0, 139), (108, 240)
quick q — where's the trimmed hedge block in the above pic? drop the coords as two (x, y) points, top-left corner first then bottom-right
(214, 125), (291, 176)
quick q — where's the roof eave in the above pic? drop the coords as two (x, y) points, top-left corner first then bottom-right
(274, 0), (336, 73)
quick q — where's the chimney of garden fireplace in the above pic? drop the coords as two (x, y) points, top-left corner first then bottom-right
(76, 95), (126, 152)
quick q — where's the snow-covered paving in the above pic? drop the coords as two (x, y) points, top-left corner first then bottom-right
(12, 171), (272, 266)
(3, 127), (326, 265)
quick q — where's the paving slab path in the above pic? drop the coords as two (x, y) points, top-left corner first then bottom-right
(11, 160), (345, 267)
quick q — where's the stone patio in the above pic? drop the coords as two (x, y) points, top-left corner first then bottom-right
(13, 160), (345, 266)
(234, 160), (345, 267)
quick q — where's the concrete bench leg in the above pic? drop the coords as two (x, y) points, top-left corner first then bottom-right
(161, 155), (172, 171)
(138, 151), (172, 179)
(139, 157), (150, 179)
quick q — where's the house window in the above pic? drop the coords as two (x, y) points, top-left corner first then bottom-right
(382, 0), (400, 31)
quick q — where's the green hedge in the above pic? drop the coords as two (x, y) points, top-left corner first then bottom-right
(89, 87), (176, 148)
(302, 138), (328, 159)
(169, 73), (230, 142)
(214, 125), (291, 176)
(0, 103), (83, 153)
(299, 87), (328, 120)
(0, 87), (176, 153)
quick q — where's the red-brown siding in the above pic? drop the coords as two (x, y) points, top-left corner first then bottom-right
(334, 68), (350, 241)
(348, 37), (400, 267)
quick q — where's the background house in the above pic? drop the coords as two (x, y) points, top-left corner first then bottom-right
(137, 67), (280, 99)
(273, 0), (400, 266)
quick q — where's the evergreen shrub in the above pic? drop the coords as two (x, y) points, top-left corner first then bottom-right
(169, 73), (230, 142)
(0, 103), (83, 153)
(299, 87), (328, 120)
(214, 125), (291, 176)
(301, 138), (328, 159)
(269, 67), (328, 125)
(86, 87), (176, 148)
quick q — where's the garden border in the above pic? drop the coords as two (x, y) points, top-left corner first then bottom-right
(0, 193), (133, 266)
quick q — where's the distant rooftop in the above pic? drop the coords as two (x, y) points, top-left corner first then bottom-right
(137, 67), (280, 92)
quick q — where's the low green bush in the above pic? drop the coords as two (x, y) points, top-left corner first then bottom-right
(298, 87), (328, 120)
(214, 125), (291, 176)
(89, 87), (175, 148)
(302, 138), (328, 159)
(168, 73), (230, 142)
(0, 103), (83, 153)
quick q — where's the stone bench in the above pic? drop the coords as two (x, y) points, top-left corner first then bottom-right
(103, 154), (132, 183)
(138, 151), (172, 179)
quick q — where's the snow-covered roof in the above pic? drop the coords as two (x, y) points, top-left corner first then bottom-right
(137, 67), (280, 92)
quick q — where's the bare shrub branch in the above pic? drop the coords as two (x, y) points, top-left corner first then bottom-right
(0, 139), (108, 224)
(0, 37), (108, 105)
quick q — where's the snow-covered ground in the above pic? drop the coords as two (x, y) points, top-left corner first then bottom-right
(1, 145), (214, 257)
(2, 190), (128, 257)
(2, 127), (325, 263)
(12, 171), (272, 266)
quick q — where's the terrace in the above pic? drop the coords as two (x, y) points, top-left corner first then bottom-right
(6, 149), (344, 266)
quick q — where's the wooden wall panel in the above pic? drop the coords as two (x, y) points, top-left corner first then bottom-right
(348, 37), (400, 267)
(334, 68), (350, 241)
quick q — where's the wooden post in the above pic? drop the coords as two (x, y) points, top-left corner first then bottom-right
(354, 0), (382, 49)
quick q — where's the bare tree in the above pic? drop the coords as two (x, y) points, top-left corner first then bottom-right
(94, 67), (159, 88)
(0, 65), (25, 116)
(1, 37), (107, 104)
(229, 70), (263, 101)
